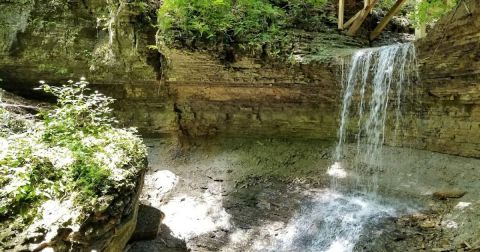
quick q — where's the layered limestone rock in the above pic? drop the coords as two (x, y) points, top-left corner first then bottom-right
(399, 0), (480, 157)
(1, 0), (479, 157)
(159, 31), (366, 139)
(161, 1), (480, 158)
(165, 48), (342, 139)
(0, 0), (177, 136)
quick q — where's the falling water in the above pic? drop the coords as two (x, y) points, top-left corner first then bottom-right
(276, 43), (419, 252)
(330, 43), (417, 190)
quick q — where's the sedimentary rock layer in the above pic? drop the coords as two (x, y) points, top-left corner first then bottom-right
(407, 0), (480, 157)
(1, 0), (479, 158)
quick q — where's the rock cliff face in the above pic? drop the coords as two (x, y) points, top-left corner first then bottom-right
(403, 0), (480, 157)
(1, 0), (479, 157)
(0, 0), (161, 88)
(0, 0), (177, 135)
(165, 49), (342, 139)
(159, 0), (480, 158)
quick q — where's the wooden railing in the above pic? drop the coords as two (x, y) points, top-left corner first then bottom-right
(338, 0), (408, 40)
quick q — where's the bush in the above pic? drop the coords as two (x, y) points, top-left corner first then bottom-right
(157, 0), (328, 56)
(410, 0), (458, 27)
(376, 0), (458, 28)
(0, 79), (146, 229)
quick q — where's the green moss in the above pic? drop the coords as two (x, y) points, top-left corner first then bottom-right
(0, 79), (147, 246)
(157, 0), (332, 58)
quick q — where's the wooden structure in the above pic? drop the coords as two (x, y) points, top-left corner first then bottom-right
(338, 0), (408, 40)
(415, 0), (426, 39)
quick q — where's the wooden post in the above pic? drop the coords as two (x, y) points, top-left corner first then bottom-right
(369, 0), (408, 40)
(344, 10), (362, 29)
(415, 25), (426, 39)
(338, 0), (345, 29)
(347, 0), (379, 36)
(365, 0), (374, 13)
(415, 0), (426, 39)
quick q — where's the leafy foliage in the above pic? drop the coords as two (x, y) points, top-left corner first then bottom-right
(0, 92), (31, 138)
(375, 0), (458, 28)
(38, 79), (117, 143)
(0, 79), (146, 227)
(411, 0), (458, 27)
(157, 0), (328, 57)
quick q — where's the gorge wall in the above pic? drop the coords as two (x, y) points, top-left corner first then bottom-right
(165, 48), (341, 139)
(402, 0), (480, 157)
(0, 0), (177, 135)
(159, 0), (480, 158)
(161, 0), (480, 158)
(1, 0), (479, 157)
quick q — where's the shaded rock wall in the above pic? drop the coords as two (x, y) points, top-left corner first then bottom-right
(0, 0), (160, 89)
(165, 49), (342, 140)
(398, 0), (480, 157)
(91, 83), (178, 136)
(1, 0), (479, 157)
(0, 0), (176, 135)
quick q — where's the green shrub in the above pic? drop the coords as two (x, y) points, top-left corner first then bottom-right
(376, 0), (458, 28)
(410, 0), (458, 27)
(157, 0), (328, 56)
(0, 79), (146, 225)
(38, 79), (117, 144)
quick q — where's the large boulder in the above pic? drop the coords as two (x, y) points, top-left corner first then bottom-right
(0, 89), (148, 251)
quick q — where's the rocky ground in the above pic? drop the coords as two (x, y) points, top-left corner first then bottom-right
(127, 137), (480, 252)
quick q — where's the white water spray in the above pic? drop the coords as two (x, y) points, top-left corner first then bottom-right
(266, 190), (398, 252)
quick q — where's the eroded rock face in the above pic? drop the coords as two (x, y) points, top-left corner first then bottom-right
(1, 0), (480, 158)
(0, 0), (177, 135)
(164, 48), (343, 140)
(0, 0), (161, 89)
(0, 0), (34, 53)
(17, 171), (144, 252)
(399, 0), (480, 157)
(160, 1), (480, 158)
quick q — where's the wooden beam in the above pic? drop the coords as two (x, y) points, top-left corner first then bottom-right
(365, 0), (374, 13)
(346, 0), (379, 36)
(338, 0), (345, 29)
(344, 10), (362, 29)
(369, 0), (409, 40)
(414, 0), (426, 39)
(415, 25), (426, 39)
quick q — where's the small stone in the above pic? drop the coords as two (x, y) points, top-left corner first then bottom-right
(433, 190), (466, 200)
(256, 200), (271, 210)
(420, 220), (436, 229)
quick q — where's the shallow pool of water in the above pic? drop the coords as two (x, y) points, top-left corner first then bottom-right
(261, 189), (416, 252)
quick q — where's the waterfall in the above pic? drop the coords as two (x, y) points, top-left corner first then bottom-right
(329, 43), (417, 189)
